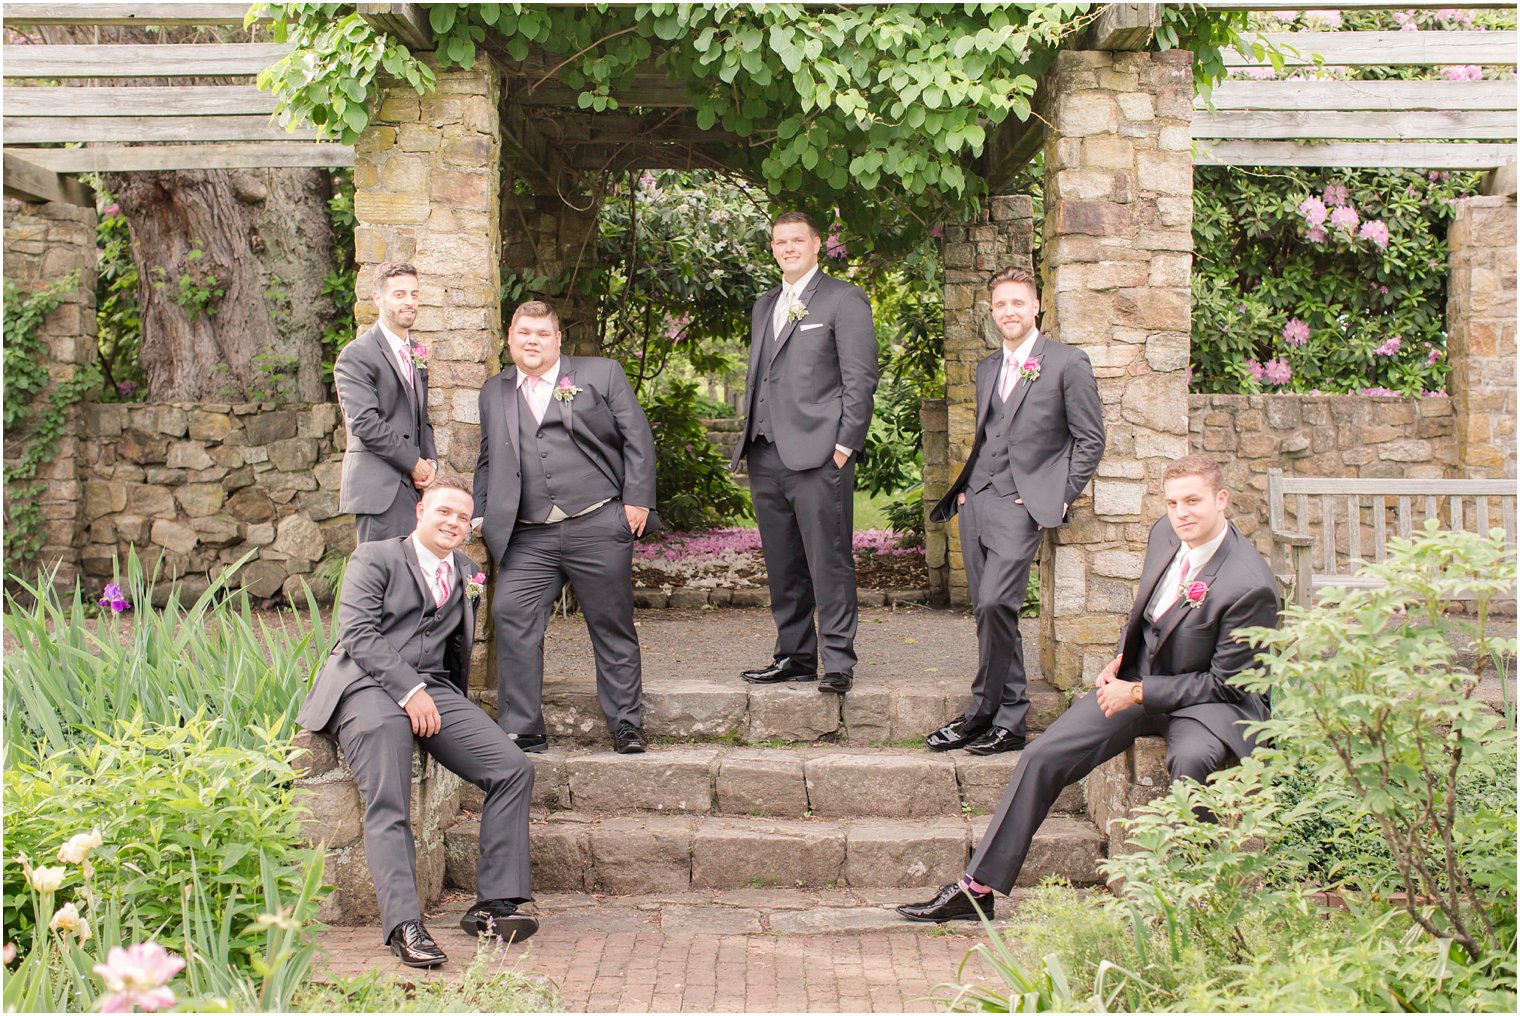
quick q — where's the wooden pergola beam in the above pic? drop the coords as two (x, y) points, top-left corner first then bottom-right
(1, 4), (258, 26)
(1193, 109), (1516, 141)
(1087, 4), (1159, 51)
(7, 143), (353, 173)
(1205, 79), (1517, 112)
(1, 42), (290, 77)
(4, 116), (319, 144)
(1224, 30), (1517, 66)
(1198, 1), (1515, 11)
(1195, 140), (1516, 169)
(3, 85), (279, 117)
(357, 3), (433, 52)
(3, 152), (92, 206)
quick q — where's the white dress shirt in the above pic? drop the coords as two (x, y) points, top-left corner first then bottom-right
(996, 330), (1040, 399)
(397, 533), (455, 707)
(1147, 523), (1229, 622)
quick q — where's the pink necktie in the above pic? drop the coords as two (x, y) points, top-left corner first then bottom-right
(433, 561), (450, 608)
(999, 355), (1019, 401)
(399, 346), (415, 389)
(523, 375), (545, 424)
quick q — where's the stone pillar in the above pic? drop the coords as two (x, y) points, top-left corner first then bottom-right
(938, 195), (1036, 607)
(1038, 49), (1194, 691)
(1446, 192), (1517, 479)
(2, 199), (98, 588)
(920, 397), (950, 604)
(500, 185), (602, 356)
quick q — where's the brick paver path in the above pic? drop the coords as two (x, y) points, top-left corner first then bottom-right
(317, 887), (1026, 1012)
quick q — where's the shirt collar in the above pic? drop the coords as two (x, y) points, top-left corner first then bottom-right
(782, 264), (819, 298)
(410, 533), (448, 580)
(516, 357), (561, 391)
(1003, 329), (1039, 365)
(378, 322), (409, 356)
(1177, 522), (1229, 575)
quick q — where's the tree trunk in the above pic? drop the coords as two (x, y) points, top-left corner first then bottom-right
(104, 167), (337, 402)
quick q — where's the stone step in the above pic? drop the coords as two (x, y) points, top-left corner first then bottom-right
(464, 743), (1085, 819)
(444, 813), (1104, 894)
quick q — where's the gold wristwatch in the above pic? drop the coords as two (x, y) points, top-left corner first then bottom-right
(1130, 681), (1144, 705)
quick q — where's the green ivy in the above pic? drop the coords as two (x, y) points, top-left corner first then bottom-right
(94, 195), (144, 402)
(3, 275), (101, 575)
(254, 3), (1247, 254)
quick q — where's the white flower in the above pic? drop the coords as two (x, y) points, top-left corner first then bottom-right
(58, 828), (103, 865)
(49, 901), (92, 942)
(28, 865), (66, 894)
(786, 297), (809, 322)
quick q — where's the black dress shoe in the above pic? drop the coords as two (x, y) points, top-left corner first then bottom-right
(460, 899), (540, 943)
(613, 723), (646, 754)
(924, 716), (988, 752)
(740, 657), (818, 684)
(387, 919), (447, 967)
(818, 672), (853, 694)
(509, 733), (547, 754)
(896, 882), (995, 923)
(964, 726), (1027, 755)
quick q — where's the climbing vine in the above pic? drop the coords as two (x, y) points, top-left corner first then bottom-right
(255, 3), (1247, 252)
(3, 274), (102, 574)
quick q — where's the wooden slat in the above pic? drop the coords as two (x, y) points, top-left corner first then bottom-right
(7, 143), (353, 172)
(1088, 3), (1159, 50)
(1205, 79), (1517, 112)
(1275, 477), (1515, 496)
(2, 151), (92, 206)
(1, 42), (289, 78)
(2, 4), (257, 25)
(1195, 109), (1516, 140)
(1322, 494), (1337, 576)
(1477, 496), (1491, 536)
(1425, 495), (1438, 522)
(4, 115), (313, 144)
(357, 3), (433, 52)
(1297, 493), (1309, 536)
(1398, 495), (1413, 538)
(3, 85), (277, 117)
(1451, 495), (1464, 531)
(1201, 1), (1515, 10)
(1373, 495), (1387, 561)
(1503, 498), (1516, 546)
(1225, 31), (1518, 67)
(1195, 141), (1518, 169)
(1347, 494), (1363, 563)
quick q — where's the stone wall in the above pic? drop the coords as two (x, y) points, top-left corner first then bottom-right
(1188, 393), (1457, 548)
(2, 200), (98, 587)
(78, 401), (349, 603)
(1446, 193), (1517, 479)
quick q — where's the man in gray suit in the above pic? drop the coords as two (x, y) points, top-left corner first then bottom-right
(473, 300), (657, 756)
(334, 262), (437, 543)
(732, 211), (879, 695)
(296, 477), (537, 966)
(898, 455), (1281, 921)
(924, 266), (1106, 755)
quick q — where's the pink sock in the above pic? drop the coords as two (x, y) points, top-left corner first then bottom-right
(959, 874), (993, 895)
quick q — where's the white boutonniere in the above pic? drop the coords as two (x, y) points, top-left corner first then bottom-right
(1018, 358), (1040, 383)
(408, 343), (429, 369)
(553, 376), (583, 403)
(786, 296), (809, 323)
(466, 570), (486, 600)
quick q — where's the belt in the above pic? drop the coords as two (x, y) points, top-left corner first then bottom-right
(517, 497), (615, 526)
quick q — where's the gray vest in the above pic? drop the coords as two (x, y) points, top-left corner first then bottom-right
(967, 386), (1019, 497)
(516, 391), (619, 523)
(415, 570), (465, 677)
(751, 315), (780, 441)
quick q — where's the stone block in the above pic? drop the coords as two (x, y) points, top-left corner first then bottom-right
(1055, 200), (1130, 236)
(353, 191), (429, 225)
(970, 815), (1105, 886)
(241, 559), (287, 599)
(840, 685), (892, 743)
(586, 815), (694, 893)
(843, 820), (968, 887)
(166, 443), (213, 470)
(715, 751), (808, 816)
(529, 820), (593, 891)
(191, 517), (241, 548)
(188, 411), (234, 442)
(888, 686), (953, 743)
(691, 818), (846, 889)
(566, 750), (715, 813)
(296, 776), (364, 849)
(745, 684), (839, 742)
(242, 410), (299, 446)
(643, 680), (747, 740)
(150, 519), (198, 555)
(804, 753), (960, 818)
(268, 437), (319, 472)
(226, 487), (274, 523)
(174, 483), (226, 517)
(291, 729), (340, 778)
(273, 514), (325, 564)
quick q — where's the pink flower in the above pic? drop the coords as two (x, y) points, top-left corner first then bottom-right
(1245, 358), (1265, 381)
(1239, 65), (1277, 79)
(1270, 10), (1299, 23)
(1264, 358), (1293, 385)
(1374, 336), (1402, 357)
(1322, 183), (1349, 207)
(1298, 196), (1328, 226)
(93, 943), (185, 1013)
(103, 203), (121, 218)
(1427, 347), (1444, 365)
(1182, 579), (1209, 608)
(1305, 225), (1326, 243)
(1019, 359), (1041, 382)
(825, 232), (848, 259)
(408, 344), (428, 368)
(928, 223), (943, 239)
(1361, 386), (1398, 397)
(1359, 219), (1390, 248)
(1282, 318), (1310, 347)
(1443, 64), (1482, 80)
(1305, 10), (1342, 28)
(1394, 11), (1419, 30)
(1329, 206), (1360, 232)
(98, 583), (131, 614)
(1185, 366), (1194, 385)
(664, 313), (690, 341)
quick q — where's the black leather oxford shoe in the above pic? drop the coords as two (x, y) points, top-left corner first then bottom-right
(388, 919), (447, 967)
(460, 899), (540, 943)
(896, 882), (995, 923)
(740, 657), (818, 684)
(509, 732), (548, 754)
(818, 672), (853, 694)
(924, 716), (989, 752)
(613, 723), (646, 754)
(964, 726), (1026, 755)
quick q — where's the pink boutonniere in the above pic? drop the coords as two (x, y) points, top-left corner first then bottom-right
(1019, 358), (1041, 383)
(553, 376), (583, 403)
(408, 343), (429, 369)
(465, 570), (487, 600)
(1180, 579), (1209, 609)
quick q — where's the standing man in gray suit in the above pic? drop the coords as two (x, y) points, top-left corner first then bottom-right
(732, 211), (879, 695)
(334, 262), (437, 543)
(898, 456), (1281, 921)
(924, 266), (1106, 755)
(296, 477), (538, 967)
(473, 300), (658, 756)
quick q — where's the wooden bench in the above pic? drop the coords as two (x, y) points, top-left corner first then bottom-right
(1267, 469), (1517, 607)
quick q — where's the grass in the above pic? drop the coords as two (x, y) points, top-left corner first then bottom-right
(732, 488), (902, 531)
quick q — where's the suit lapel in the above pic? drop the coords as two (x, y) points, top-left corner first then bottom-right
(771, 271), (824, 357)
(556, 357), (575, 439)
(1150, 525), (1238, 660)
(373, 327), (410, 391)
(1002, 334), (1046, 423)
(752, 289), (780, 372)
(450, 550), (475, 648)
(976, 354), (998, 432)
(399, 536), (432, 614)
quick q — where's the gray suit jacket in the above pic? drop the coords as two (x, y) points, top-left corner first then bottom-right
(1119, 519), (1280, 759)
(930, 334), (1105, 529)
(732, 270), (879, 472)
(295, 536), (477, 733)
(334, 325), (436, 514)
(473, 355), (658, 565)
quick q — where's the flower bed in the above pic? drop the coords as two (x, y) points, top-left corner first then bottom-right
(633, 527), (926, 592)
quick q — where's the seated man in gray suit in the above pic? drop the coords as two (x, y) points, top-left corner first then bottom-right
(334, 262), (437, 543)
(296, 477), (537, 967)
(473, 300), (658, 756)
(898, 455), (1280, 922)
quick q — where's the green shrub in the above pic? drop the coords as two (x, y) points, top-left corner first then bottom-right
(644, 379), (751, 531)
